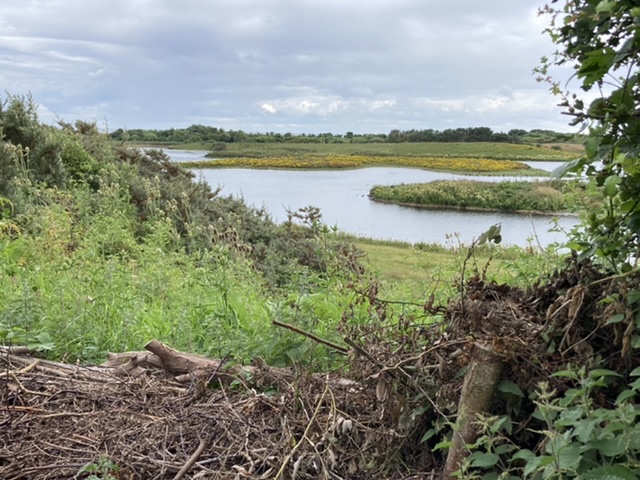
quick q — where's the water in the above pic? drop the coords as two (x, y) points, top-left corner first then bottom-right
(165, 149), (577, 247)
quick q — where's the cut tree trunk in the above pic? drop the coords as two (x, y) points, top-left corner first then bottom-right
(443, 342), (503, 479)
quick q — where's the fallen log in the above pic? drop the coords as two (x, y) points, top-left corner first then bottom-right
(2, 340), (360, 390)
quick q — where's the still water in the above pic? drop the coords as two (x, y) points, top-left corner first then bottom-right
(167, 150), (577, 247)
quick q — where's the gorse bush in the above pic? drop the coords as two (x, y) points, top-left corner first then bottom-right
(0, 93), (362, 287)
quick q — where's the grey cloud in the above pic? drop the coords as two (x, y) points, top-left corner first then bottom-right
(0, 0), (572, 133)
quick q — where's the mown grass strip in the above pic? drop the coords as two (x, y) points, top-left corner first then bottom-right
(369, 179), (569, 213)
(352, 237), (564, 303)
(181, 155), (538, 174)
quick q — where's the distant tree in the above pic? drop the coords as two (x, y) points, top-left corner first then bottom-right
(465, 127), (494, 142)
(507, 129), (526, 143)
(110, 128), (125, 141)
(229, 130), (247, 143)
(387, 129), (403, 143)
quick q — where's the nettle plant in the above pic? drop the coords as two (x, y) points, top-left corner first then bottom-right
(458, 368), (640, 479)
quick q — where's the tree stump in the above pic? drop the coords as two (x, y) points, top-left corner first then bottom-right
(443, 342), (503, 479)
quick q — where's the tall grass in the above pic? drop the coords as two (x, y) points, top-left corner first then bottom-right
(0, 187), (269, 362)
(0, 177), (565, 366)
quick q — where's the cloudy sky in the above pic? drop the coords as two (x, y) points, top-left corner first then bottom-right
(0, 0), (573, 135)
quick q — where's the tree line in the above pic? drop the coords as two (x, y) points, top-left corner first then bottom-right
(109, 125), (578, 145)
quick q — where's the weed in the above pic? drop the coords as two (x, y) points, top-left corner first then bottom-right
(77, 456), (120, 480)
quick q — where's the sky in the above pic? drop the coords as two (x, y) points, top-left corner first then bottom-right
(0, 0), (575, 135)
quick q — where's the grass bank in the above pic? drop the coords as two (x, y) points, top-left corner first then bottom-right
(174, 141), (577, 162)
(369, 179), (569, 213)
(181, 155), (548, 175)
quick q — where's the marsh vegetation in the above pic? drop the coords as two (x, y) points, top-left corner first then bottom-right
(369, 179), (571, 214)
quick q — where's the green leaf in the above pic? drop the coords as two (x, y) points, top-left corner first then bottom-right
(615, 389), (636, 405)
(411, 405), (429, 419)
(521, 454), (545, 477)
(579, 49), (616, 87)
(573, 418), (598, 443)
(606, 313), (625, 325)
(552, 157), (585, 178)
(630, 367), (640, 377)
(494, 444), (512, 455)
(477, 223), (502, 246)
(582, 464), (637, 480)
(604, 175), (621, 197)
(566, 240), (586, 251)
(488, 416), (512, 435)
(420, 428), (436, 444)
(433, 440), (452, 452)
(510, 449), (535, 462)
(589, 369), (622, 379)
(480, 473), (500, 480)
(621, 199), (638, 214)
(629, 290), (640, 305)
(470, 452), (500, 468)
(591, 437), (627, 457)
(553, 369), (580, 380)
(595, 0), (616, 13)
(498, 380), (525, 398)
(79, 463), (99, 474)
(557, 444), (582, 470)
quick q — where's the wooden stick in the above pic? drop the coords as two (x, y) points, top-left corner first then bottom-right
(343, 337), (383, 368)
(173, 437), (208, 480)
(272, 320), (348, 354)
(0, 345), (31, 355)
(0, 359), (40, 378)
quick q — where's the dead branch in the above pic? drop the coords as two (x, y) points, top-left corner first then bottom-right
(272, 319), (349, 354)
(173, 436), (208, 480)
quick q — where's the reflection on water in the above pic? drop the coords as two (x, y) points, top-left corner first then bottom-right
(166, 150), (577, 247)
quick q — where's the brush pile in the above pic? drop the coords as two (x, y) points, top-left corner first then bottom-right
(1, 257), (638, 479)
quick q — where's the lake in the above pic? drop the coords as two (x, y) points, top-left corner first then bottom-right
(166, 149), (578, 247)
